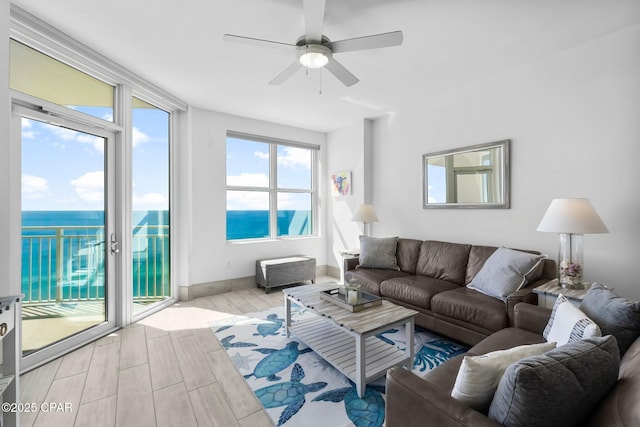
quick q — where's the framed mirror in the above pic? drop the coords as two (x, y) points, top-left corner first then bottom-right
(423, 140), (510, 209)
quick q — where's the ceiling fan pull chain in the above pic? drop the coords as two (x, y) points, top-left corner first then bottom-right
(305, 45), (309, 76)
(319, 68), (322, 95)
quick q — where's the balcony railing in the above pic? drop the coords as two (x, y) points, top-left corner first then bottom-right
(21, 225), (170, 305)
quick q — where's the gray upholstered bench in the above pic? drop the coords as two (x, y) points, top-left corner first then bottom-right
(255, 256), (316, 293)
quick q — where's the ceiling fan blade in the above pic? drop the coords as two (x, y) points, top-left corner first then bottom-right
(303, 0), (326, 43)
(223, 34), (296, 51)
(326, 30), (403, 53)
(269, 60), (303, 85)
(324, 59), (359, 87)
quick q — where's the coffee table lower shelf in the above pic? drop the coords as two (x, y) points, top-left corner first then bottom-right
(289, 316), (409, 389)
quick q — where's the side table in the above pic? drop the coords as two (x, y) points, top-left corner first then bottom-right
(533, 279), (593, 308)
(339, 250), (359, 284)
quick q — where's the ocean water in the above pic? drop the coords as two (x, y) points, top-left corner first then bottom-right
(226, 210), (311, 240)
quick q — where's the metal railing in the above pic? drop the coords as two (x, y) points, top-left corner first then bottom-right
(21, 225), (170, 305)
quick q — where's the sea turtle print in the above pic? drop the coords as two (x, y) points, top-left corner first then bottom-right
(219, 334), (257, 351)
(244, 341), (312, 381)
(254, 313), (284, 337)
(255, 363), (327, 426)
(414, 338), (466, 371)
(312, 383), (386, 427)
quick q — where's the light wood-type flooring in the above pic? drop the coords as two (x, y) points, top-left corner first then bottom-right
(20, 279), (335, 426)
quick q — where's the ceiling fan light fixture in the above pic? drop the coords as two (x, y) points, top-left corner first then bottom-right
(298, 44), (331, 69)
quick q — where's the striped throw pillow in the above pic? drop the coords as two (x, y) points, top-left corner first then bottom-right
(543, 294), (602, 346)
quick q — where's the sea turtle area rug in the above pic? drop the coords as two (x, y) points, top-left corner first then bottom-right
(210, 304), (468, 427)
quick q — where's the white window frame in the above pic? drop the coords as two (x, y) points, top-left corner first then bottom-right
(226, 131), (319, 242)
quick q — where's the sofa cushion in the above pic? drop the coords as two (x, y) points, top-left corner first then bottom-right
(415, 241), (471, 285)
(467, 247), (545, 302)
(488, 335), (620, 427)
(396, 238), (423, 274)
(543, 294), (601, 346)
(580, 282), (640, 356)
(357, 235), (400, 270)
(344, 268), (410, 296)
(380, 276), (459, 309)
(451, 342), (556, 413)
(431, 287), (508, 332)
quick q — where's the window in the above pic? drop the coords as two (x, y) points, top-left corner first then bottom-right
(226, 133), (317, 241)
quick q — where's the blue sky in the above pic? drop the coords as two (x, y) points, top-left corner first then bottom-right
(226, 136), (312, 211)
(21, 105), (169, 211)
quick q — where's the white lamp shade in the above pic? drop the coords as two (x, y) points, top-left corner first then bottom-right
(537, 198), (609, 234)
(351, 204), (379, 223)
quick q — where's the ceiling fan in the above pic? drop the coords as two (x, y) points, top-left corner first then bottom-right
(223, 0), (403, 87)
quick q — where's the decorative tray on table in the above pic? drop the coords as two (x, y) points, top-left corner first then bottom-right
(319, 287), (382, 312)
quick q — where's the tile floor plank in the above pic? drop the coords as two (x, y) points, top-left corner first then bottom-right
(116, 364), (156, 427)
(55, 342), (95, 380)
(81, 341), (120, 403)
(32, 372), (84, 427)
(205, 349), (262, 419)
(189, 383), (240, 427)
(173, 334), (217, 391)
(153, 382), (197, 427)
(74, 395), (117, 427)
(119, 324), (148, 370)
(147, 335), (182, 391)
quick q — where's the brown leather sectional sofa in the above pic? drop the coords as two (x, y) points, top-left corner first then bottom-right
(344, 238), (556, 346)
(385, 303), (640, 426)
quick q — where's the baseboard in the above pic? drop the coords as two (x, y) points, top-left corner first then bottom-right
(180, 265), (333, 301)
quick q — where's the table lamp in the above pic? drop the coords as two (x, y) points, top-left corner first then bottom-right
(536, 198), (608, 289)
(351, 204), (379, 237)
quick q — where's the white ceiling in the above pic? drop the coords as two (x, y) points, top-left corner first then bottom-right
(11, 0), (640, 132)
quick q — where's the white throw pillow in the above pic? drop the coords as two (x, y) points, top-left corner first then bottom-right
(450, 341), (556, 412)
(543, 294), (602, 346)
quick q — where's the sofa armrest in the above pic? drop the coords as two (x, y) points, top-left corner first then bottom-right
(506, 286), (538, 325)
(513, 302), (552, 335)
(386, 367), (502, 427)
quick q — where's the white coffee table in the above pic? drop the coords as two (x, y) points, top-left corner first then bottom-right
(283, 283), (418, 398)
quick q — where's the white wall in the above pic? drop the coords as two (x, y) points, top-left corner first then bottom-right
(326, 121), (369, 267)
(186, 107), (327, 286)
(328, 23), (640, 299)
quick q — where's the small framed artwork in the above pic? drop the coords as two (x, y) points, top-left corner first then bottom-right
(331, 171), (351, 196)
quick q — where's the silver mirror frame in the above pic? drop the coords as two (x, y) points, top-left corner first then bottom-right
(422, 140), (510, 209)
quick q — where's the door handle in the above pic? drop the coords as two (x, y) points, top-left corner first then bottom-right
(109, 233), (120, 255)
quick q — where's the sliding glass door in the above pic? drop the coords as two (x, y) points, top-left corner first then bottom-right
(18, 109), (117, 369)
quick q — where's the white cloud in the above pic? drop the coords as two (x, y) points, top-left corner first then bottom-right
(133, 192), (168, 210)
(254, 151), (269, 160)
(22, 174), (49, 199)
(226, 191), (268, 210)
(278, 146), (310, 169)
(70, 171), (104, 202)
(226, 173), (269, 187)
(132, 127), (150, 148)
(49, 126), (105, 153)
(76, 133), (104, 153)
(21, 119), (36, 139)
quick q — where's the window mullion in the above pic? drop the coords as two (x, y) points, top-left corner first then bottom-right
(270, 143), (278, 239)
